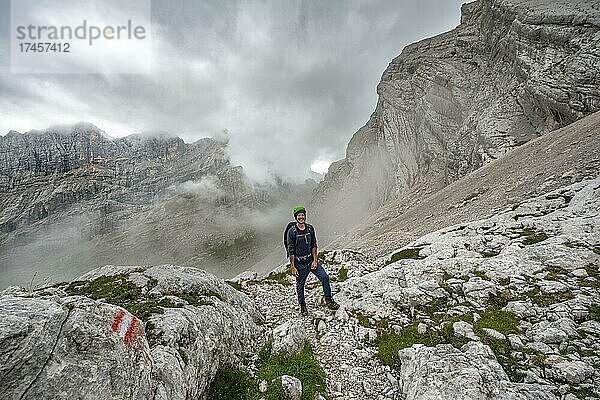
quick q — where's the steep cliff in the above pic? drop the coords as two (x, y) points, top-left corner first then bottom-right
(311, 0), (600, 240)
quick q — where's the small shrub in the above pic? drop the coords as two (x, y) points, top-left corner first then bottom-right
(207, 366), (254, 400)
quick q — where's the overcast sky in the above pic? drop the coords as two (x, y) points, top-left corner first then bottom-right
(0, 0), (464, 182)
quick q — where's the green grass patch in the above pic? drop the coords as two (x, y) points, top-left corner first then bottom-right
(417, 298), (451, 321)
(518, 228), (549, 245)
(376, 320), (470, 367)
(486, 291), (514, 309)
(498, 277), (510, 286)
(471, 309), (525, 382)
(473, 270), (491, 280)
(578, 277), (600, 289)
(129, 299), (164, 321)
(175, 291), (214, 306)
(439, 271), (457, 294)
(473, 308), (520, 335)
(267, 270), (293, 286)
(481, 250), (500, 258)
(387, 248), (425, 264)
(480, 334), (524, 382)
(66, 274), (141, 306)
(207, 366), (255, 400)
(226, 281), (244, 291)
(533, 265), (568, 281)
(589, 305), (600, 322)
(65, 273), (218, 321)
(572, 386), (597, 400)
(584, 263), (599, 279)
(593, 247), (600, 255)
(337, 266), (348, 282)
(528, 289), (574, 307)
(257, 341), (326, 400)
(352, 311), (372, 328)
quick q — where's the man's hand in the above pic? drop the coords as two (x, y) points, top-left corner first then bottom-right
(291, 265), (298, 277)
(310, 259), (317, 270)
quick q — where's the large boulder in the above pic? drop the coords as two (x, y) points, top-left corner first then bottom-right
(0, 264), (264, 400)
(398, 342), (557, 400)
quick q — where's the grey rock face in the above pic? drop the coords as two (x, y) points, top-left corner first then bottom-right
(398, 342), (557, 400)
(272, 320), (308, 355)
(0, 295), (153, 400)
(0, 264), (264, 400)
(311, 0), (600, 240)
(545, 355), (595, 384)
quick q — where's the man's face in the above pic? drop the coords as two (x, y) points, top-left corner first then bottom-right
(296, 212), (306, 222)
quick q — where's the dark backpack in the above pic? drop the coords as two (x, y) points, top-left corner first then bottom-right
(283, 221), (296, 256)
(283, 222), (314, 257)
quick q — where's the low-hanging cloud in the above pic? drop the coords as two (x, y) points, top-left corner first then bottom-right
(0, 0), (464, 182)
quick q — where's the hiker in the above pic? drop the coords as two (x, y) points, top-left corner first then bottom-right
(285, 205), (340, 316)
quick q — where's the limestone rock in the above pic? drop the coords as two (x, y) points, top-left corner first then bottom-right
(398, 342), (557, 399)
(526, 318), (579, 344)
(545, 356), (595, 384)
(0, 265), (263, 400)
(311, 0), (600, 244)
(453, 321), (479, 341)
(281, 375), (302, 400)
(272, 320), (308, 355)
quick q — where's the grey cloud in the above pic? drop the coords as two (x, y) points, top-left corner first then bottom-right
(0, 0), (464, 181)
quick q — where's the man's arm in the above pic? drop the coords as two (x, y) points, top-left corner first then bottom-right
(310, 226), (318, 269)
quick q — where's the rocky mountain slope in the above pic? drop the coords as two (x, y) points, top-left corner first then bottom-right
(0, 123), (312, 287)
(2, 177), (598, 399)
(311, 0), (600, 242)
(332, 109), (599, 259)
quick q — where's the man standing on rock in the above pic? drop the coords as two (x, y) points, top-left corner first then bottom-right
(287, 205), (340, 316)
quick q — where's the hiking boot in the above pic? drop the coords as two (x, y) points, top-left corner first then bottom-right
(300, 303), (308, 316)
(325, 298), (340, 310)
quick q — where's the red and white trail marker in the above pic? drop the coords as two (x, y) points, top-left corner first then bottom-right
(111, 309), (141, 347)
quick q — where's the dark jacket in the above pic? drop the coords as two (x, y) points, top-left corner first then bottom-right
(286, 223), (317, 259)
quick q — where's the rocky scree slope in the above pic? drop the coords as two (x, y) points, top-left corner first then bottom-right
(1, 177), (599, 399)
(333, 108), (600, 260)
(311, 0), (600, 241)
(234, 177), (600, 399)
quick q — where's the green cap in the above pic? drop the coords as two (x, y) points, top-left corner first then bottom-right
(293, 205), (306, 218)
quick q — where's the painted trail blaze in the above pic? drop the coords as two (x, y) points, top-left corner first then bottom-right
(111, 309), (140, 346)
